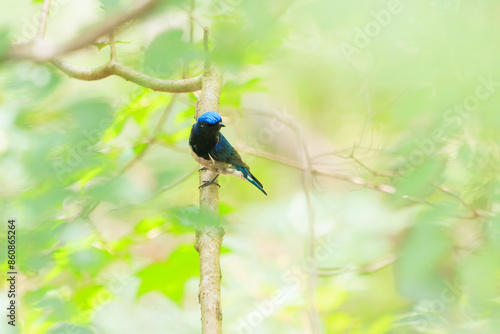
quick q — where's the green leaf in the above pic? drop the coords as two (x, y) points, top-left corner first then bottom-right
(86, 175), (149, 205)
(102, 89), (150, 143)
(47, 324), (94, 334)
(74, 285), (105, 310)
(133, 143), (148, 155)
(396, 210), (453, 299)
(144, 30), (201, 78)
(68, 99), (113, 133)
(137, 244), (199, 302)
(24, 287), (56, 306)
(37, 295), (79, 322)
(461, 244), (500, 307)
(221, 78), (263, 107)
(170, 206), (219, 228)
(135, 216), (166, 234)
(19, 220), (64, 273)
(68, 247), (113, 277)
(219, 202), (234, 216)
(395, 159), (444, 199)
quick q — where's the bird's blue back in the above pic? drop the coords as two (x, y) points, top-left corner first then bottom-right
(211, 134), (237, 162)
(211, 134), (265, 194)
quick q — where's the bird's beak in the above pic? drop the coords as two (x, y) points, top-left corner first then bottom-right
(218, 123), (225, 128)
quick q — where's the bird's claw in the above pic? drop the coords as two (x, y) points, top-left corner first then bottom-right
(199, 175), (220, 189)
(199, 167), (208, 172)
(199, 181), (220, 189)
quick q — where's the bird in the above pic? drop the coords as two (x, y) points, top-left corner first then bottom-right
(189, 111), (267, 195)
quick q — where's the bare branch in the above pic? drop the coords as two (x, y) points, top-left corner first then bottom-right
(13, 0), (160, 61)
(241, 145), (498, 219)
(13, 0), (202, 94)
(36, 0), (52, 40)
(51, 59), (202, 92)
(238, 145), (401, 196)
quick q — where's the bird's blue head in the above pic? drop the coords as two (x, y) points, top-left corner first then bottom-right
(197, 111), (222, 125)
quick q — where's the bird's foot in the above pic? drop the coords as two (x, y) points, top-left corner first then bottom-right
(199, 175), (220, 189)
(199, 181), (220, 189)
(199, 167), (209, 172)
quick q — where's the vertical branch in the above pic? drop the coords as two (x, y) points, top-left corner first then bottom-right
(36, 0), (52, 40)
(194, 27), (224, 334)
(109, 32), (117, 62)
(203, 27), (211, 70)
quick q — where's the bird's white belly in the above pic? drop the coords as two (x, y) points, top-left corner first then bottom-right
(190, 149), (246, 180)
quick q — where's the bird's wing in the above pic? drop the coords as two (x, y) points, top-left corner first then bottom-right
(210, 134), (249, 169)
(211, 134), (267, 195)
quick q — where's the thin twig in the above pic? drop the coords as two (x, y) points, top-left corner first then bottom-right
(433, 183), (493, 218)
(296, 130), (320, 334)
(109, 32), (117, 62)
(237, 108), (497, 219)
(203, 27), (210, 70)
(350, 153), (405, 177)
(240, 145), (493, 218)
(13, 0), (160, 61)
(189, 0), (195, 43)
(318, 254), (397, 277)
(158, 168), (198, 194)
(26, 0), (201, 94)
(238, 145), (453, 207)
(111, 167), (198, 212)
(237, 146), (303, 169)
(36, 0), (52, 40)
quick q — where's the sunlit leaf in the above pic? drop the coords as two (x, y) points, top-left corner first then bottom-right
(137, 244), (199, 302)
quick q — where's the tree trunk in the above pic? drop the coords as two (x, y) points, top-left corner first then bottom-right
(194, 66), (224, 334)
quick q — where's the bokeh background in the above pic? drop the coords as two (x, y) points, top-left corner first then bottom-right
(1, 0), (500, 333)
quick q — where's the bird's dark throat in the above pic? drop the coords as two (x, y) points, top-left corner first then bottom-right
(189, 124), (221, 160)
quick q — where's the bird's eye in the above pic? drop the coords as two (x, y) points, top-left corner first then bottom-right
(200, 123), (205, 127)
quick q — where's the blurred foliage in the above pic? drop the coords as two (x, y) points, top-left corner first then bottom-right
(1, 0), (500, 333)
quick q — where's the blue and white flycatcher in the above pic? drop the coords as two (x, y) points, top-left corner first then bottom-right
(189, 111), (267, 195)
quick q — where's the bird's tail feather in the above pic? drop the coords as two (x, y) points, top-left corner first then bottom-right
(237, 167), (267, 195)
